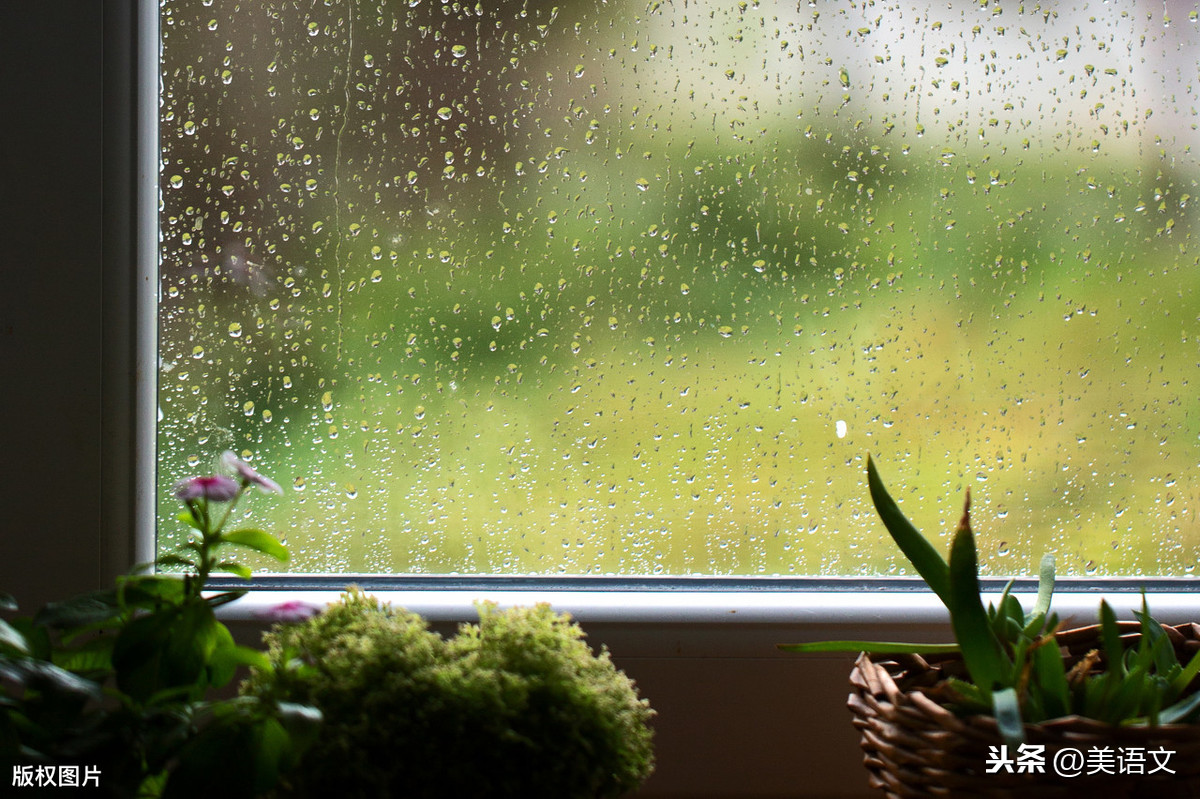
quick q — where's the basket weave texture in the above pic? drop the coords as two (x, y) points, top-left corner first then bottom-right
(849, 622), (1200, 798)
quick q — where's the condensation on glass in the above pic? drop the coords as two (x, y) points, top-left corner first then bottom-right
(158, 1), (1200, 577)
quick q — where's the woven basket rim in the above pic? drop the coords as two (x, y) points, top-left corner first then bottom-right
(846, 622), (1200, 798)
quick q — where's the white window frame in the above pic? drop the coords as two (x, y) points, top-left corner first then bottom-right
(127, 1), (1200, 649)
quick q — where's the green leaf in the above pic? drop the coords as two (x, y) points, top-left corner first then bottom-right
(1159, 689), (1200, 724)
(866, 456), (950, 604)
(994, 590), (1025, 646)
(214, 561), (253, 580)
(1099, 600), (1127, 679)
(35, 590), (124, 629)
(0, 617), (29, 655)
(0, 658), (106, 702)
(777, 640), (960, 654)
(992, 686), (1025, 746)
(946, 505), (1009, 697)
(176, 509), (204, 531)
(1109, 663), (1150, 723)
(205, 620), (241, 688)
(51, 633), (115, 674)
(1031, 635), (1070, 720)
(113, 602), (219, 703)
(944, 676), (990, 709)
(220, 528), (289, 563)
(205, 590), (248, 608)
(1132, 596), (1177, 675)
(0, 591), (17, 612)
(1032, 554), (1055, 619)
(155, 553), (198, 571)
(1022, 611), (1047, 639)
(118, 573), (189, 609)
(1171, 648), (1200, 697)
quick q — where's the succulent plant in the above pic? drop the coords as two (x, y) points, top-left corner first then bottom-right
(780, 456), (1200, 745)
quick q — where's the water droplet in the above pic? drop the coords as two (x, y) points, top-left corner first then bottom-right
(228, 322), (242, 337)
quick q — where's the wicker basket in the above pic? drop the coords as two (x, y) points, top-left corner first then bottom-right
(848, 622), (1200, 798)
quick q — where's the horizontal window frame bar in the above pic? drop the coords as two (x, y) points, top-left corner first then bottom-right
(212, 578), (1200, 640)
(209, 575), (1200, 594)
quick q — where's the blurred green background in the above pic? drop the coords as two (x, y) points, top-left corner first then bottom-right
(157, 0), (1199, 577)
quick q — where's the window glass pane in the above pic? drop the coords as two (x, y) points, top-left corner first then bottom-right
(158, 1), (1200, 577)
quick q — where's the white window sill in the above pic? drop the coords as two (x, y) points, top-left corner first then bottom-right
(215, 584), (1200, 657)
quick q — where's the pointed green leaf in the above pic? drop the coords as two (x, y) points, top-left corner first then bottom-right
(1132, 596), (1177, 674)
(0, 591), (17, 612)
(205, 590), (248, 608)
(1171, 648), (1200, 697)
(944, 676), (990, 710)
(1109, 663), (1150, 723)
(1099, 600), (1126, 679)
(947, 506), (1009, 697)
(989, 579), (1014, 636)
(995, 589), (1024, 646)
(220, 528), (289, 562)
(866, 456), (950, 604)
(1031, 637), (1070, 719)
(1159, 689), (1200, 725)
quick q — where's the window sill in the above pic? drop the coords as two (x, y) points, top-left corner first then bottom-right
(214, 582), (1200, 658)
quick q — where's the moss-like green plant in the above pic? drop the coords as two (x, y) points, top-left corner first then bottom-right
(243, 589), (654, 799)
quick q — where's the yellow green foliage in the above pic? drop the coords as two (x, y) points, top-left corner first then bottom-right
(242, 589), (654, 798)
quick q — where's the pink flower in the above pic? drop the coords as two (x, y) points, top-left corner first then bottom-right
(173, 474), (240, 502)
(256, 600), (321, 623)
(220, 451), (283, 495)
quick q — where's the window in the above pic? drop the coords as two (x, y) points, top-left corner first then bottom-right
(156, 0), (1199, 582)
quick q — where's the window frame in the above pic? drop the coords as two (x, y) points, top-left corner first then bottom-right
(134, 1), (1200, 644)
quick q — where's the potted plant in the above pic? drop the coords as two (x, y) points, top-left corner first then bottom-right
(780, 456), (1200, 797)
(0, 453), (319, 799)
(241, 588), (655, 798)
